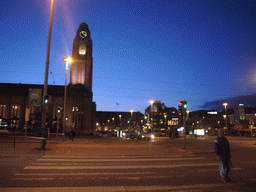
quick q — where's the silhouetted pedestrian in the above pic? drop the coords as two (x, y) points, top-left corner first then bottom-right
(214, 128), (232, 182)
(70, 129), (76, 142)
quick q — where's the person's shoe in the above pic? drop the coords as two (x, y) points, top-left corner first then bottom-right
(222, 178), (227, 182)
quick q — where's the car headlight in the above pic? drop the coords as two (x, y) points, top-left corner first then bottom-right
(151, 135), (154, 139)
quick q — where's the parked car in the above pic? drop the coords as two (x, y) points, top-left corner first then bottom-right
(130, 133), (138, 139)
(138, 134), (145, 139)
(101, 132), (109, 137)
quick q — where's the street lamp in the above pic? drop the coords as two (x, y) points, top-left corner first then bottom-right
(112, 118), (115, 131)
(62, 57), (72, 136)
(119, 114), (122, 127)
(149, 100), (154, 126)
(223, 103), (228, 134)
(186, 110), (190, 121)
(223, 103), (228, 114)
(41, 0), (55, 130)
(130, 110), (133, 125)
(150, 100), (154, 113)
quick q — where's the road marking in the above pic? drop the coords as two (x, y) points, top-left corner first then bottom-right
(241, 161), (256, 163)
(15, 172), (155, 176)
(11, 175), (184, 181)
(41, 155), (190, 158)
(10, 178), (54, 181)
(37, 157), (205, 162)
(197, 168), (244, 172)
(55, 144), (159, 148)
(24, 163), (219, 169)
(0, 183), (230, 192)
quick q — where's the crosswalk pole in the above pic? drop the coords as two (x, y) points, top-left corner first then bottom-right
(183, 113), (186, 149)
(13, 137), (16, 154)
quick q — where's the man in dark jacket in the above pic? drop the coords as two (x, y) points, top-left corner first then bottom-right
(214, 128), (231, 182)
(70, 129), (76, 142)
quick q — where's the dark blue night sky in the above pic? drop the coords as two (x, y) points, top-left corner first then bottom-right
(1, 0), (255, 112)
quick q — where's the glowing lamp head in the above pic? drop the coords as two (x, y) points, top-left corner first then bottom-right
(63, 57), (73, 63)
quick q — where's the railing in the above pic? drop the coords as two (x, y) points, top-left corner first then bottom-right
(11, 136), (46, 155)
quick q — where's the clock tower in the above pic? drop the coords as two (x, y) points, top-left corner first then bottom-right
(66, 23), (96, 135)
(71, 23), (93, 91)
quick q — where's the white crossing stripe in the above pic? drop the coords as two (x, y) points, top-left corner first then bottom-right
(24, 163), (218, 169)
(40, 155), (190, 158)
(11, 175), (185, 181)
(0, 183), (230, 192)
(15, 171), (156, 176)
(197, 168), (244, 172)
(37, 157), (205, 162)
(10, 178), (54, 181)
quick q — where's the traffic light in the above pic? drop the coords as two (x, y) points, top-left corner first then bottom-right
(57, 107), (61, 113)
(44, 95), (49, 104)
(178, 100), (188, 114)
(178, 101), (183, 113)
(183, 101), (188, 109)
(144, 115), (148, 120)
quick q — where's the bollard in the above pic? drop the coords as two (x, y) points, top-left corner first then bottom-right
(13, 137), (16, 153)
(42, 142), (44, 155)
(40, 139), (46, 155)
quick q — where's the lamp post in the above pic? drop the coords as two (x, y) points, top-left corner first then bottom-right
(130, 110), (133, 129)
(41, 0), (55, 131)
(112, 118), (115, 131)
(186, 110), (190, 121)
(223, 103), (228, 134)
(119, 114), (122, 128)
(164, 114), (167, 129)
(119, 115), (122, 137)
(62, 58), (72, 137)
(149, 100), (154, 127)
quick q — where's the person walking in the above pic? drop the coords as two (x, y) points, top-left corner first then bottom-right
(214, 128), (232, 182)
(70, 129), (76, 142)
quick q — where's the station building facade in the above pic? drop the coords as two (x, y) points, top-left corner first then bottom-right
(0, 23), (96, 135)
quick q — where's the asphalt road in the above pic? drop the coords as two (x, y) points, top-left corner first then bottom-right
(0, 135), (255, 191)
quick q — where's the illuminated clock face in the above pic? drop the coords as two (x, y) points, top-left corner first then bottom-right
(79, 31), (87, 38)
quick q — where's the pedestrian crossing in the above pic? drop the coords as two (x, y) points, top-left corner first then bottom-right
(2, 154), (244, 191)
(0, 184), (234, 192)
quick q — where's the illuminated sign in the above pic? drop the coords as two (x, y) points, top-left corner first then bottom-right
(207, 111), (217, 115)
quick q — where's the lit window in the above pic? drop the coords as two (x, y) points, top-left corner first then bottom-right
(79, 45), (86, 55)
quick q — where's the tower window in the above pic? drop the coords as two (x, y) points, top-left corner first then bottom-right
(79, 45), (86, 55)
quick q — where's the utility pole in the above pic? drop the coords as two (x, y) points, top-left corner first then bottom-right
(41, 0), (55, 131)
(178, 99), (188, 149)
(183, 112), (186, 149)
